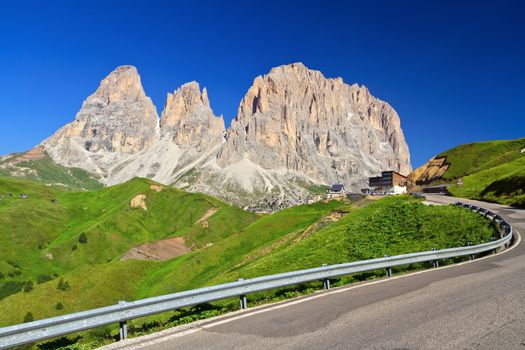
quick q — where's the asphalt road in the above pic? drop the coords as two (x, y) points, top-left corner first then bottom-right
(105, 195), (525, 350)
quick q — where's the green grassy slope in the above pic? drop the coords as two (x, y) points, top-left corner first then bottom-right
(140, 200), (352, 297)
(416, 137), (525, 207)
(0, 180), (497, 336)
(0, 153), (102, 191)
(0, 181), (351, 326)
(0, 177), (258, 320)
(221, 196), (496, 280)
(438, 137), (525, 180)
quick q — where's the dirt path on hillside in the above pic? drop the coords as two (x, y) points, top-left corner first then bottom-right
(196, 207), (219, 228)
(234, 210), (348, 268)
(121, 236), (191, 261)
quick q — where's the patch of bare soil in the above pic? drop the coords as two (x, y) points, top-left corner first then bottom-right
(195, 207), (219, 228)
(130, 194), (147, 210)
(121, 236), (191, 261)
(150, 184), (164, 192)
(4, 146), (46, 166)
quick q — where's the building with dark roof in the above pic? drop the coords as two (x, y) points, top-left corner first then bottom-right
(327, 184), (347, 199)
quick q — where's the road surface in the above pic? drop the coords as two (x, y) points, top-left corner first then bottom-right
(104, 195), (525, 350)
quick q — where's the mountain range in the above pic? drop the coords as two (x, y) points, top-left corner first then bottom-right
(8, 63), (412, 210)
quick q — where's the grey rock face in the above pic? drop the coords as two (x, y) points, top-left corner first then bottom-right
(41, 63), (411, 210)
(210, 63), (410, 200)
(43, 65), (159, 176)
(160, 81), (225, 149)
(102, 81), (225, 186)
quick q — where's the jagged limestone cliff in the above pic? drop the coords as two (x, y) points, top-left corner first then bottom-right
(41, 63), (412, 210)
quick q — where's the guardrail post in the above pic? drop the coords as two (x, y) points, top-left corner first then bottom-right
(322, 264), (331, 290)
(384, 255), (392, 277)
(238, 278), (247, 309)
(118, 300), (128, 341)
(467, 242), (475, 260)
(490, 237), (497, 254)
(323, 279), (331, 290)
(239, 295), (247, 309)
(431, 248), (439, 267)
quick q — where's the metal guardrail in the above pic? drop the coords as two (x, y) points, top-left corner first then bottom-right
(0, 202), (514, 349)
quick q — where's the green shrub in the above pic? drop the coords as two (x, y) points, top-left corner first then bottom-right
(55, 302), (64, 310)
(23, 281), (33, 293)
(78, 233), (88, 244)
(57, 278), (70, 291)
(23, 312), (33, 323)
(36, 274), (53, 284)
(0, 281), (25, 300)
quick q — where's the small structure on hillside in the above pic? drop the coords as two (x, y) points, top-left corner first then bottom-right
(327, 184), (347, 199)
(368, 171), (408, 195)
(19, 194), (28, 199)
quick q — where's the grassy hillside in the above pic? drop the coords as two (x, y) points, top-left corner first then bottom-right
(438, 137), (525, 180)
(221, 196), (496, 281)
(0, 150), (101, 191)
(0, 177), (258, 310)
(0, 184), (497, 332)
(413, 137), (525, 207)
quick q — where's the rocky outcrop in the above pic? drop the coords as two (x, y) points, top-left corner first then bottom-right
(43, 66), (159, 176)
(40, 63), (412, 210)
(408, 156), (449, 186)
(213, 63), (410, 193)
(98, 81), (225, 186)
(160, 82), (225, 149)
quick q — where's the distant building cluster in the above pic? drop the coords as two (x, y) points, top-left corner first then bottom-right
(322, 170), (409, 203)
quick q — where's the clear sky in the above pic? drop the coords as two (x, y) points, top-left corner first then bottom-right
(0, 0), (523, 168)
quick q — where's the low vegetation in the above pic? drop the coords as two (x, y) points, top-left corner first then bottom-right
(417, 137), (525, 207)
(0, 177), (498, 349)
(0, 153), (102, 191)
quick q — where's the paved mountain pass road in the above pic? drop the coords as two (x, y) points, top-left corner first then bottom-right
(104, 195), (525, 350)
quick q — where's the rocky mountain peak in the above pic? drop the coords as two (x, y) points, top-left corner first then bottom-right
(89, 65), (146, 104)
(160, 81), (225, 147)
(217, 62), (411, 186)
(39, 63), (412, 210)
(160, 82), (210, 126)
(42, 65), (159, 176)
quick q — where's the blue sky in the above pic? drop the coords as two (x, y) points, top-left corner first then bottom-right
(0, 0), (523, 168)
